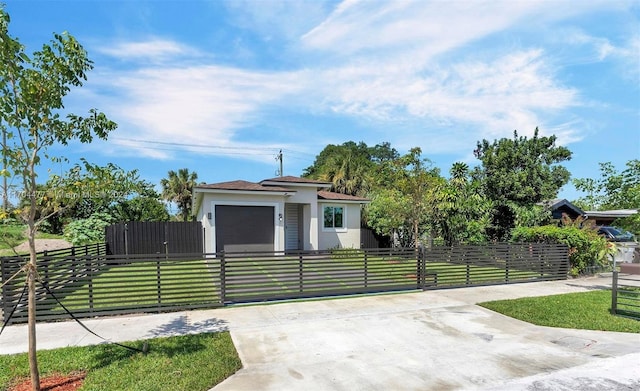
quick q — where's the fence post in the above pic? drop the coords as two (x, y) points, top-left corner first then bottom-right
(156, 256), (162, 309)
(465, 260), (471, 285)
(86, 254), (94, 311)
(299, 253), (304, 293)
(71, 247), (76, 282)
(1, 257), (10, 324)
(611, 271), (618, 315)
(220, 252), (226, 305)
(505, 246), (510, 283)
(416, 247), (423, 289)
(364, 252), (368, 288)
(42, 250), (49, 285)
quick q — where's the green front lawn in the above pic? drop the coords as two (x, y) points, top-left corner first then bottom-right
(479, 290), (640, 333)
(0, 332), (241, 391)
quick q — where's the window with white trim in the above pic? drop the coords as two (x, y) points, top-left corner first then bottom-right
(323, 205), (345, 229)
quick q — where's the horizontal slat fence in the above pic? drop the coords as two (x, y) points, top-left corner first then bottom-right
(220, 248), (420, 303)
(1, 250), (222, 324)
(421, 243), (570, 289)
(1, 243), (569, 324)
(611, 271), (640, 320)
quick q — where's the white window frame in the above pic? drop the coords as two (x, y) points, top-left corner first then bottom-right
(322, 204), (347, 232)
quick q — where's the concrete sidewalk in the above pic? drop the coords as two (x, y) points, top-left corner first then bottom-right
(1, 276), (639, 390)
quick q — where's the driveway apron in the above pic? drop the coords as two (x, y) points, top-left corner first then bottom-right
(212, 277), (640, 391)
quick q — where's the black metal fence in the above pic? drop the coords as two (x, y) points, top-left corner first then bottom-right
(105, 221), (204, 255)
(611, 271), (640, 320)
(1, 243), (569, 324)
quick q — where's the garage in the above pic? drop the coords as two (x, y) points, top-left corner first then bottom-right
(215, 205), (275, 252)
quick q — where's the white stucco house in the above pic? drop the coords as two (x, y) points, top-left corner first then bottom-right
(192, 176), (370, 253)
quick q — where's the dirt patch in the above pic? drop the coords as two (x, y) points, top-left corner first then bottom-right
(8, 372), (86, 391)
(11, 239), (72, 254)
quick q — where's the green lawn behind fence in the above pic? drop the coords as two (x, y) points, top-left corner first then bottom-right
(50, 259), (221, 312)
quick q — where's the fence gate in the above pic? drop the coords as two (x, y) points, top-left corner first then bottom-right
(611, 269), (640, 320)
(105, 221), (203, 255)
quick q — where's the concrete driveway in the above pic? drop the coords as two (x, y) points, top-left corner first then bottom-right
(1, 276), (639, 390)
(212, 277), (640, 390)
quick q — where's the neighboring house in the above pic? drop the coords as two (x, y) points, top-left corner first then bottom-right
(192, 176), (370, 253)
(540, 198), (585, 220)
(584, 209), (638, 226)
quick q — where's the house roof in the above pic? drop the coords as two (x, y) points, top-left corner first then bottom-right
(260, 176), (332, 186)
(196, 180), (292, 192)
(539, 198), (584, 216)
(196, 177), (368, 202)
(585, 209), (638, 219)
(318, 191), (369, 202)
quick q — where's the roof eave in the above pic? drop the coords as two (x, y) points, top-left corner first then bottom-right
(194, 188), (294, 196)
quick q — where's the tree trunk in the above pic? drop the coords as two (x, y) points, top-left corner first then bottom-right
(27, 227), (40, 390)
(27, 164), (41, 390)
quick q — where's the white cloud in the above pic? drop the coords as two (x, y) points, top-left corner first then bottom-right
(224, 0), (334, 41)
(302, 49), (578, 146)
(300, 0), (613, 58)
(84, 1), (632, 162)
(97, 38), (202, 61)
(90, 61), (304, 160)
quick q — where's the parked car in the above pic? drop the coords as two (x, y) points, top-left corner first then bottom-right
(597, 226), (636, 242)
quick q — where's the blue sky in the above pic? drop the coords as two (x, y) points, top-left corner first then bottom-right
(4, 0), (640, 206)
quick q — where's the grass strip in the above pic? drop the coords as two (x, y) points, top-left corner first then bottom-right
(0, 332), (241, 391)
(479, 290), (640, 333)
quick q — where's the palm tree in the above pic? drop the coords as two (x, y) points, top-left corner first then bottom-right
(160, 168), (198, 221)
(319, 151), (371, 196)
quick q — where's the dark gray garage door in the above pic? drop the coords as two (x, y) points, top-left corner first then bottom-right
(215, 205), (275, 252)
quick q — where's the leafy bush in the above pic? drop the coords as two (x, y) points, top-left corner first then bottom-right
(511, 222), (611, 276)
(63, 212), (113, 246)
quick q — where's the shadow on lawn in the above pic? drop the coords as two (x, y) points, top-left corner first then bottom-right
(87, 316), (228, 369)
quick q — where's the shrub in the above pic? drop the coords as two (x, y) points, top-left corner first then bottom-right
(511, 223), (611, 276)
(63, 212), (113, 246)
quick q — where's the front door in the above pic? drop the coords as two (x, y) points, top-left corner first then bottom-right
(285, 203), (301, 251)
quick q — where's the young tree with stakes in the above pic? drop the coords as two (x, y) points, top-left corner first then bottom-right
(0, 9), (117, 390)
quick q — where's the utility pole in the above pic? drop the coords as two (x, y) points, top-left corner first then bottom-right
(275, 149), (283, 177)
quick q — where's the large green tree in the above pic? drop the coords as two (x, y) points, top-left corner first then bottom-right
(573, 160), (640, 211)
(474, 128), (572, 240)
(573, 159), (640, 234)
(0, 9), (117, 389)
(303, 141), (399, 196)
(432, 162), (492, 245)
(160, 168), (199, 221)
(19, 160), (159, 233)
(366, 148), (441, 247)
(110, 194), (170, 223)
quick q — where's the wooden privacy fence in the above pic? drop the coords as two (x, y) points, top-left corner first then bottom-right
(105, 221), (204, 255)
(1, 243), (569, 324)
